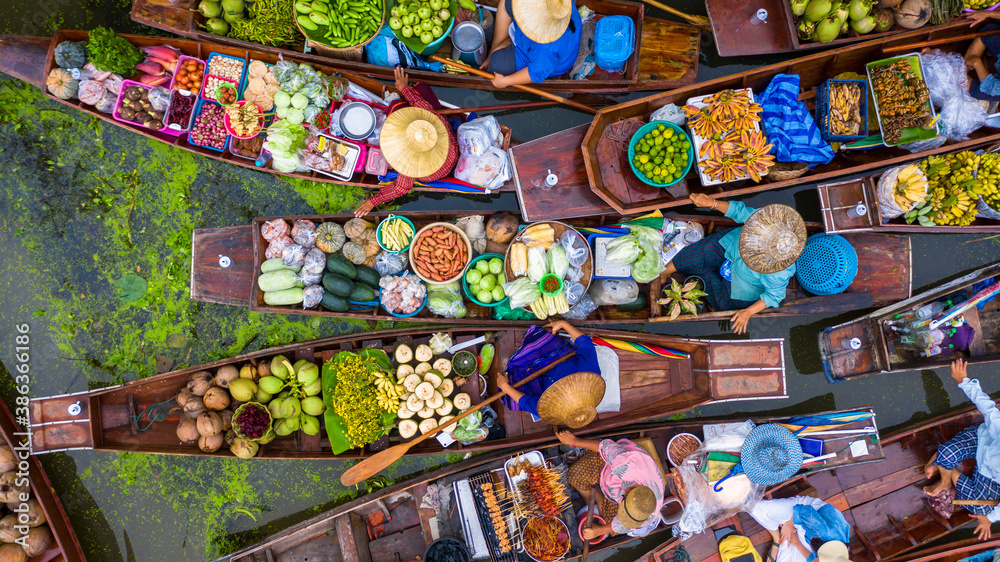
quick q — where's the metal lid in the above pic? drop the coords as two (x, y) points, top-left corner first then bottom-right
(339, 102), (377, 140)
(452, 21), (485, 53)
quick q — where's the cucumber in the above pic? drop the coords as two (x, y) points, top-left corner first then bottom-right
(320, 292), (349, 312)
(261, 258), (300, 273)
(297, 14), (319, 30)
(264, 287), (304, 305)
(322, 272), (355, 297)
(354, 265), (381, 289)
(349, 284), (377, 303)
(617, 293), (649, 312)
(326, 254), (357, 278)
(259, 270), (299, 292)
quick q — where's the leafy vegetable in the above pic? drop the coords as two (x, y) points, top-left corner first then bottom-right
(547, 245), (569, 279)
(630, 240), (664, 283)
(87, 27), (144, 76)
(604, 234), (640, 264)
(263, 119), (309, 172)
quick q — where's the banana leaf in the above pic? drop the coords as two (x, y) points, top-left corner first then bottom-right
(321, 358), (353, 454)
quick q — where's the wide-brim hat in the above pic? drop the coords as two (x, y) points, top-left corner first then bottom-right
(380, 107), (449, 178)
(740, 424), (803, 486)
(512, 0), (573, 44)
(618, 485), (656, 529)
(738, 204), (807, 274)
(537, 372), (605, 429)
(817, 541), (851, 562)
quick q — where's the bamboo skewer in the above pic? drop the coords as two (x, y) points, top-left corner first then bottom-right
(638, 0), (711, 30)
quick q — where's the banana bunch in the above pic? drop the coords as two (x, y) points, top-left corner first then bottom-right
(977, 153), (1000, 209)
(829, 82), (862, 136)
(915, 151), (982, 226)
(373, 371), (406, 411)
(892, 163), (928, 211)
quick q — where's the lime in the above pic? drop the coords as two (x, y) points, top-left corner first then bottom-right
(639, 154), (649, 164)
(466, 269), (482, 284)
(491, 286), (505, 301)
(480, 274), (496, 291)
(665, 128), (674, 138)
(489, 257), (503, 274)
(657, 124), (665, 131)
(477, 290), (493, 304)
(476, 260), (489, 274)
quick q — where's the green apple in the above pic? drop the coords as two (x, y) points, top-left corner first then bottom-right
(480, 274), (496, 291)
(491, 286), (505, 302)
(465, 269), (482, 284)
(420, 31), (433, 43)
(401, 24), (413, 37)
(429, 0), (442, 9)
(406, 1), (419, 11)
(418, 5), (432, 18)
(389, 16), (403, 29)
(391, 6), (401, 16)
(421, 19), (433, 31)
(488, 257), (502, 274)
(438, 8), (450, 20)
(431, 16), (443, 26)
(431, 25), (443, 38)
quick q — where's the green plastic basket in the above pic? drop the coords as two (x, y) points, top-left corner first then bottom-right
(462, 253), (509, 308)
(628, 121), (694, 187)
(376, 215), (416, 253)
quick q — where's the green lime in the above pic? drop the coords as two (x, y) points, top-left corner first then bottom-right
(657, 124), (665, 131)
(639, 154), (649, 164)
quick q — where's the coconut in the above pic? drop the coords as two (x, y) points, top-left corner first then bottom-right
(187, 371), (214, 396)
(894, 0), (930, 28)
(239, 364), (257, 381)
(879, 0), (902, 7)
(203, 387), (231, 411)
(224, 429), (238, 447)
(22, 525), (53, 557)
(176, 418), (200, 443)
(214, 365), (239, 388)
(0, 473), (28, 504)
(230, 439), (259, 459)
(804, 0), (833, 22)
(22, 500), (45, 528)
(486, 212), (519, 243)
(257, 428), (277, 445)
(0, 544), (26, 562)
(220, 409), (234, 431)
(815, 17), (842, 42)
(199, 433), (224, 453)
(175, 388), (196, 409)
(791, 0), (809, 16)
(257, 361), (271, 378)
(874, 7), (894, 30)
(798, 20), (816, 40)
(0, 516), (17, 543)
(197, 411), (224, 437)
(0, 448), (15, 475)
(851, 15), (876, 33)
(848, 0), (871, 20)
(182, 396), (206, 418)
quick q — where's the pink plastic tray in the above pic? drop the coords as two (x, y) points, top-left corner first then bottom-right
(169, 55), (206, 93)
(112, 79), (168, 132)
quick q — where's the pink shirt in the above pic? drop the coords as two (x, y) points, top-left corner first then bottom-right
(599, 438), (665, 537)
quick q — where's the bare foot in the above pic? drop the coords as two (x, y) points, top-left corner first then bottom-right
(924, 468), (957, 496)
(925, 453), (938, 480)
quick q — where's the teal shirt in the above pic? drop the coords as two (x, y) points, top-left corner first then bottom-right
(719, 201), (795, 308)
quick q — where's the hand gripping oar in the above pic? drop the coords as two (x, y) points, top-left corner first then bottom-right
(340, 351), (577, 486)
(428, 56), (599, 115)
(581, 485), (598, 562)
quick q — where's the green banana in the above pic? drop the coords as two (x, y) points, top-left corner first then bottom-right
(311, 1), (329, 11)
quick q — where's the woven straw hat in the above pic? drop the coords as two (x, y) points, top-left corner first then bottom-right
(740, 424), (804, 486)
(817, 541), (852, 562)
(380, 107), (449, 178)
(512, 0), (573, 44)
(536, 372), (605, 428)
(738, 204), (807, 274)
(618, 485), (656, 529)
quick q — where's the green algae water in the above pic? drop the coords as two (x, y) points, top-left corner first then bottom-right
(3, 2), (1000, 560)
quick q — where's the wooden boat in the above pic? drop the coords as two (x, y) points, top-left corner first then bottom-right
(130, 0), (701, 94)
(192, 210), (911, 325)
(215, 407), (881, 562)
(821, 260), (1000, 383)
(0, 31), (515, 195)
(640, 404), (991, 562)
(509, 20), (1000, 222)
(818, 145), (1000, 234)
(0, 384), (85, 561)
(27, 325), (787, 459)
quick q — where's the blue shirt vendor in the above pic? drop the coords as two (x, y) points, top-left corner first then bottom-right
(481, 0), (582, 88)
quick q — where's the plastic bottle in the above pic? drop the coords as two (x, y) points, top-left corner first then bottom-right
(919, 344), (955, 358)
(887, 300), (952, 330)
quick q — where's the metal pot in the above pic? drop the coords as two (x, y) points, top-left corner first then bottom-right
(338, 102), (377, 140)
(451, 21), (487, 66)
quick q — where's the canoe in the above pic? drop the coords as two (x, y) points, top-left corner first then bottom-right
(215, 407), (881, 562)
(0, 384), (85, 561)
(130, 0), (701, 94)
(27, 324), (787, 459)
(640, 403), (991, 562)
(191, 210), (911, 324)
(510, 20), (1000, 222)
(818, 145), (1000, 234)
(820, 260), (1000, 383)
(0, 30), (515, 195)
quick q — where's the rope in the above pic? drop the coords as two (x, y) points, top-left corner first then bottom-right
(661, 545), (690, 562)
(132, 398), (175, 432)
(604, 117), (644, 155)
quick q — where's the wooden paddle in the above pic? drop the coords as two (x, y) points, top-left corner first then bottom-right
(581, 485), (598, 562)
(429, 56), (599, 115)
(638, 0), (711, 30)
(340, 351), (577, 486)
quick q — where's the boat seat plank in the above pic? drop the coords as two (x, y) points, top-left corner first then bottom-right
(977, 299), (1000, 354)
(617, 352), (674, 390)
(818, 178), (878, 234)
(704, 0), (793, 57)
(821, 321), (882, 381)
(850, 484), (942, 536)
(333, 513), (371, 562)
(190, 225), (255, 306)
(367, 525), (425, 562)
(843, 233), (912, 305)
(843, 465), (925, 508)
(834, 441), (929, 492)
(637, 18), (700, 89)
(274, 532), (341, 562)
(595, 118), (666, 206)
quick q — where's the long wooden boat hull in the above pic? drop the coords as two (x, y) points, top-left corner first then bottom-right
(640, 404), (991, 562)
(820, 261), (1000, 383)
(216, 407), (882, 562)
(130, 0), (700, 93)
(0, 31), (515, 194)
(510, 21), (1000, 222)
(190, 210), (911, 325)
(28, 325), (787, 459)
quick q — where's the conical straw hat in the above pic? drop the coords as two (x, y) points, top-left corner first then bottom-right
(380, 107), (450, 178)
(512, 0), (573, 44)
(618, 485), (656, 529)
(537, 372), (605, 428)
(738, 204), (807, 274)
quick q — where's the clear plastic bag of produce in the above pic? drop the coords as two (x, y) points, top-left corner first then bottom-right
(312, 92), (331, 112)
(922, 50), (987, 141)
(265, 235), (294, 260)
(454, 216), (487, 254)
(457, 116), (502, 156)
(604, 234), (640, 264)
(526, 246), (548, 283)
(548, 244), (569, 279)
(302, 105), (323, 125)
(589, 279), (639, 306)
(452, 411), (488, 444)
(94, 90), (116, 114)
(297, 271), (322, 286)
(561, 230), (589, 268)
(327, 75), (349, 101)
(302, 285), (324, 309)
(564, 282), (586, 306)
(301, 248), (327, 276)
(149, 86), (170, 112)
(299, 81), (324, 100)
(566, 266), (584, 284)
(429, 332), (453, 354)
(563, 294), (598, 320)
(503, 276), (542, 309)
(876, 166), (911, 219)
(427, 282), (468, 318)
(374, 252), (408, 276)
(282, 244), (307, 268)
(78, 80), (106, 106)
(273, 60), (298, 83)
(631, 239), (665, 283)
(292, 219), (318, 248)
(453, 147), (511, 190)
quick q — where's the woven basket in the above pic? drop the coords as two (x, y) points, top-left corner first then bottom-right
(767, 162), (809, 182)
(295, 7), (386, 61)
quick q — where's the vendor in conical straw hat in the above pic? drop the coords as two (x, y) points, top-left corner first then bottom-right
(658, 194), (806, 334)
(480, 0), (582, 88)
(354, 67), (458, 217)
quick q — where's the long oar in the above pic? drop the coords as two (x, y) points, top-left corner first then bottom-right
(429, 55), (599, 115)
(581, 485), (598, 562)
(638, 0), (711, 30)
(340, 351), (577, 486)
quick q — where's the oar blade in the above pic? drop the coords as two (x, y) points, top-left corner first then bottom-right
(340, 443), (410, 487)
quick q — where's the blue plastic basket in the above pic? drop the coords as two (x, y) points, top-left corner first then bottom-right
(188, 98), (230, 153)
(795, 233), (858, 296)
(595, 15), (635, 72)
(815, 78), (868, 143)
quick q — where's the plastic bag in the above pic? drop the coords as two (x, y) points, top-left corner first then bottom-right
(265, 235), (294, 260)
(921, 50), (987, 141)
(604, 234), (640, 264)
(564, 282), (585, 306)
(374, 252), (408, 276)
(527, 246), (548, 283)
(301, 248), (326, 276)
(564, 294), (598, 320)
(455, 215), (487, 254)
(282, 244), (307, 268)
(560, 230), (589, 268)
(876, 166), (909, 219)
(453, 147), (511, 190)
(78, 80), (106, 106)
(427, 282), (468, 318)
(273, 60), (298, 83)
(429, 332), (453, 354)
(292, 219), (318, 248)
(503, 277), (541, 309)
(303, 105), (323, 125)
(457, 116), (502, 156)
(302, 285), (324, 309)
(149, 86), (170, 112)
(297, 271), (322, 287)
(589, 279), (639, 306)
(650, 103), (686, 126)
(548, 244), (569, 279)
(94, 90), (116, 114)
(566, 267), (584, 284)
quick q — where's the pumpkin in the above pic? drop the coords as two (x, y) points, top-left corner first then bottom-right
(54, 41), (88, 69)
(358, 228), (380, 257)
(46, 68), (79, 100)
(342, 241), (367, 265)
(344, 218), (368, 239)
(315, 222), (346, 253)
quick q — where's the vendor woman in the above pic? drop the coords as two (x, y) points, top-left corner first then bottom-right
(661, 193), (806, 334)
(354, 67), (458, 217)
(480, 0), (582, 88)
(558, 429), (665, 539)
(965, 12), (1000, 101)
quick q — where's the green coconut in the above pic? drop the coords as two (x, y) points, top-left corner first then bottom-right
(874, 7), (894, 31)
(792, 0), (810, 16)
(805, 0), (833, 22)
(847, 0), (871, 21)
(850, 15), (876, 33)
(814, 17), (842, 43)
(798, 20), (816, 40)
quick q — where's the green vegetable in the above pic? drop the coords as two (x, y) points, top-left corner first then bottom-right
(478, 343), (494, 375)
(264, 287), (304, 305)
(349, 284), (377, 303)
(296, 1), (313, 11)
(258, 269), (301, 292)
(604, 234), (640, 264)
(321, 292), (349, 312)
(326, 254), (357, 278)
(298, 14), (319, 29)
(324, 351), (393, 448)
(261, 257), (300, 273)
(354, 265), (381, 289)
(87, 27), (144, 76)
(547, 244), (569, 279)
(321, 272), (355, 297)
